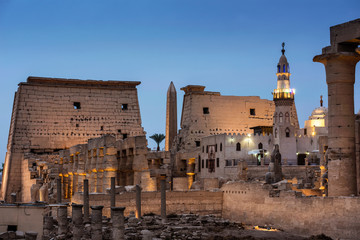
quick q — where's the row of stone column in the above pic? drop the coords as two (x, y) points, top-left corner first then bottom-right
(54, 204), (126, 240)
(56, 175), (168, 222)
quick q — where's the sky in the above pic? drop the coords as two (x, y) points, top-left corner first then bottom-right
(0, 0), (359, 164)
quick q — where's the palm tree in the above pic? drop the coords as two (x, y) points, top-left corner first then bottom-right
(149, 133), (165, 151)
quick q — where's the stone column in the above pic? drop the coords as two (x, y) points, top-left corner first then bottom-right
(110, 177), (116, 218)
(77, 174), (85, 193)
(72, 203), (83, 240)
(73, 174), (79, 194)
(43, 216), (53, 240)
(90, 171), (97, 193)
(314, 52), (360, 196)
(57, 178), (62, 203)
(111, 207), (126, 240)
(91, 206), (103, 240)
(57, 205), (68, 235)
(160, 175), (166, 223)
(83, 179), (90, 223)
(96, 171), (103, 193)
(63, 175), (69, 199)
(135, 184), (141, 218)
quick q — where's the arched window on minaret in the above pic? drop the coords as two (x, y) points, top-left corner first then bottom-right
(283, 64), (286, 72)
(279, 112), (283, 123)
(277, 65), (280, 73)
(258, 142), (263, 149)
(287, 64), (290, 73)
(275, 128), (278, 138)
(285, 112), (290, 122)
(236, 142), (241, 151)
(285, 128), (290, 138)
(274, 112), (278, 123)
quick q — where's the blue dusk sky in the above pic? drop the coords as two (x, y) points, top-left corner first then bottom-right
(0, 0), (359, 164)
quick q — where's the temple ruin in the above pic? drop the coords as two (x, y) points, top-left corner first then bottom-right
(0, 18), (360, 240)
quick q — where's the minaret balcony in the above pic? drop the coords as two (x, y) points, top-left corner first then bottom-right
(272, 88), (295, 100)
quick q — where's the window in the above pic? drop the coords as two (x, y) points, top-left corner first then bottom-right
(274, 112), (278, 123)
(279, 112), (283, 123)
(283, 64), (286, 72)
(215, 144), (217, 152)
(206, 145), (209, 153)
(206, 159), (208, 168)
(225, 160), (232, 166)
(100, 126), (104, 131)
(208, 159), (215, 172)
(202, 159), (204, 168)
(198, 156), (201, 172)
(277, 65), (280, 73)
(285, 112), (290, 123)
(286, 128), (290, 138)
(123, 133), (128, 139)
(121, 104), (128, 110)
(202, 146), (204, 153)
(118, 129), (121, 133)
(203, 107), (209, 114)
(250, 108), (256, 116)
(220, 143), (223, 151)
(287, 64), (290, 73)
(76, 124), (79, 128)
(258, 142), (263, 149)
(236, 142), (241, 151)
(216, 158), (219, 168)
(195, 141), (200, 147)
(233, 159), (239, 166)
(275, 128), (278, 138)
(73, 102), (81, 110)
(304, 129), (307, 135)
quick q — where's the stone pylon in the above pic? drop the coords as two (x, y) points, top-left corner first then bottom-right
(165, 82), (177, 151)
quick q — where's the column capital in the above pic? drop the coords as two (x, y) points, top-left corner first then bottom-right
(90, 205), (104, 210)
(314, 51), (360, 85)
(71, 203), (83, 208)
(111, 207), (126, 212)
(313, 51), (360, 65)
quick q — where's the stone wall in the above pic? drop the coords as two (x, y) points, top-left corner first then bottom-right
(177, 85), (274, 151)
(222, 181), (360, 239)
(72, 190), (223, 218)
(0, 204), (46, 240)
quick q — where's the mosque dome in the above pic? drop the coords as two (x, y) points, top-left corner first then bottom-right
(304, 97), (328, 130)
(309, 106), (327, 120)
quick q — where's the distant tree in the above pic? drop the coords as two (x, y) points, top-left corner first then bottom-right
(150, 133), (165, 151)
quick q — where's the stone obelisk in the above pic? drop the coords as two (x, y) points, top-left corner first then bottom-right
(165, 82), (177, 151)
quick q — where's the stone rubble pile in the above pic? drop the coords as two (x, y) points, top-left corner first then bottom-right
(45, 213), (244, 240)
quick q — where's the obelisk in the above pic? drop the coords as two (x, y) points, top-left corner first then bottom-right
(165, 82), (177, 151)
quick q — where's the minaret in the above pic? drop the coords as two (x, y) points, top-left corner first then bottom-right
(272, 43), (299, 165)
(165, 82), (177, 151)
